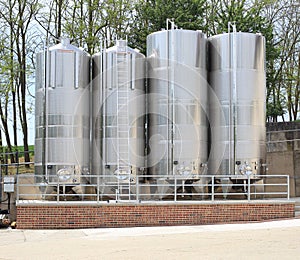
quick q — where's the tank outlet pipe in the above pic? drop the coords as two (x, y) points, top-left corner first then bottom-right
(228, 21), (237, 175)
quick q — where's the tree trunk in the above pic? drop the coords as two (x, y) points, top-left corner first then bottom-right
(0, 105), (15, 163)
(21, 32), (30, 166)
(57, 0), (63, 41)
(0, 128), (3, 165)
(294, 54), (300, 120)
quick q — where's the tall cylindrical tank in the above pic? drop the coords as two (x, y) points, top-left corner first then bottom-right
(147, 28), (208, 182)
(208, 32), (266, 177)
(35, 38), (90, 184)
(92, 40), (145, 194)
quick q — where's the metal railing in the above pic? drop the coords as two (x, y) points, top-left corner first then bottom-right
(0, 151), (34, 176)
(15, 174), (290, 204)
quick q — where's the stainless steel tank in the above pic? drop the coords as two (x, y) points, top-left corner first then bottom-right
(35, 38), (90, 185)
(92, 40), (145, 198)
(147, 28), (208, 189)
(208, 32), (266, 178)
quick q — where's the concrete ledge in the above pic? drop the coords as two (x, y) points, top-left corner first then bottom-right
(17, 201), (295, 229)
(16, 199), (295, 206)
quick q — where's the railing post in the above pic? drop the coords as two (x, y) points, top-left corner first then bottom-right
(212, 176), (214, 201)
(136, 175), (139, 202)
(287, 175), (290, 200)
(57, 183), (60, 202)
(247, 174), (250, 201)
(97, 175), (100, 203)
(174, 175), (177, 202)
(16, 175), (19, 203)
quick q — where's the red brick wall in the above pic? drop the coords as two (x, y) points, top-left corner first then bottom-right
(16, 202), (295, 229)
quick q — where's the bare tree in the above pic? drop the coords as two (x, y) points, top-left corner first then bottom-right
(263, 0), (300, 121)
(0, 0), (40, 164)
(14, 0), (40, 165)
(0, 1), (17, 162)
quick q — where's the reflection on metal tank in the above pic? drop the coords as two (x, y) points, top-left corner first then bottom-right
(147, 27), (208, 181)
(35, 38), (90, 184)
(208, 32), (266, 177)
(92, 40), (145, 197)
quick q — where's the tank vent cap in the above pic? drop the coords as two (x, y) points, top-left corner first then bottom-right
(116, 40), (127, 52)
(61, 38), (70, 46)
(116, 40), (127, 47)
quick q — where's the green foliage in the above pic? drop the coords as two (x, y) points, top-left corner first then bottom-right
(130, 0), (284, 120)
(266, 102), (285, 121)
(2, 145), (34, 157)
(129, 0), (206, 54)
(62, 0), (135, 54)
(214, 0), (281, 120)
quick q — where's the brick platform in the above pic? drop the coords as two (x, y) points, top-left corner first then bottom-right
(16, 201), (295, 229)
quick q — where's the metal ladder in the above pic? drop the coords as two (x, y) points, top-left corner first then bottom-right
(115, 49), (131, 200)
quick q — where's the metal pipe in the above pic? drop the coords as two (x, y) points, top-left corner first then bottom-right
(115, 44), (120, 188)
(102, 42), (107, 176)
(212, 176), (215, 201)
(89, 48), (93, 178)
(166, 18), (177, 176)
(42, 36), (61, 180)
(227, 24), (232, 176)
(131, 54), (135, 90)
(5, 154), (7, 175)
(247, 174), (250, 201)
(232, 23), (237, 176)
(57, 183), (59, 202)
(108, 50), (113, 90)
(7, 193), (10, 213)
(42, 40), (47, 178)
(15, 173), (291, 202)
(166, 19), (170, 176)
(174, 174), (177, 202)
(287, 175), (290, 200)
(17, 175), (20, 203)
(44, 41), (50, 180)
(136, 175), (139, 202)
(74, 52), (79, 89)
(228, 22), (237, 175)
(170, 21), (176, 175)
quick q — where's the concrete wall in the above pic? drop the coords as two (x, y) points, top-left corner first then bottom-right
(267, 122), (300, 197)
